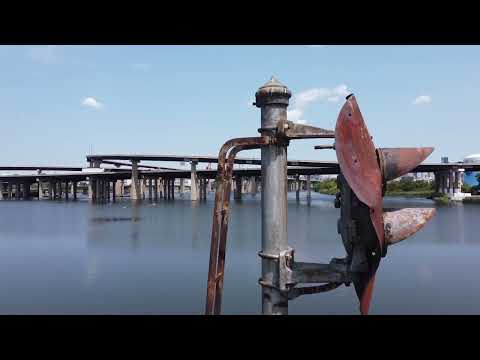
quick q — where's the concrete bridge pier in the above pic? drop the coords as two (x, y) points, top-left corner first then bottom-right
(22, 181), (30, 200)
(172, 178), (175, 200)
(88, 178), (95, 202)
(296, 174), (300, 202)
(7, 183), (12, 199)
(434, 173), (440, 193)
(38, 181), (43, 200)
(153, 178), (158, 201)
(130, 160), (141, 201)
(48, 181), (53, 200)
(112, 181), (116, 202)
(234, 176), (242, 200)
(148, 178), (153, 201)
(180, 178), (185, 193)
(72, 182), (77, 200)
(191, 161), (199, 201)
(95, 179), (101, 202)
(306, 175), (311, 205)
(64, 181), (69, 200)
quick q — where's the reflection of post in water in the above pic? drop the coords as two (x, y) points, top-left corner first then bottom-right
(191, 199), (200, 247)
(85, 253), (97, 287)
(130, 203), (141, 251)
(456, 203), (465, 244)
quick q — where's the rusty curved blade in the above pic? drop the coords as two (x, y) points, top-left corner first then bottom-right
(378, 148), (434, 182)
(384, 208), (436, 245)
(335, 95), (384, 247)
(353, 270), (378, 315)
(359, 273), (376, 315)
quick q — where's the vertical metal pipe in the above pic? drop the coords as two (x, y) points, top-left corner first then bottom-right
(255, 77), (291, 315)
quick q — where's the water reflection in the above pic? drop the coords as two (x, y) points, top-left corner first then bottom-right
(0, 193), (480, 313)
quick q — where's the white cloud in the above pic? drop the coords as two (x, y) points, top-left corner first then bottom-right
(27, 45), (58, 64)
(287, 84), (350, 124)
(413, 95), (432, 105)
(82, 97), (103, 110)
(131, 63), (152, 71)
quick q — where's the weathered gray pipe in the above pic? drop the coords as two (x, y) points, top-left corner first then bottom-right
(255, 77), (291, 315)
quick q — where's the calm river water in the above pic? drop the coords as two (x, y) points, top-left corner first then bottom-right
(0, 192), (478, 315)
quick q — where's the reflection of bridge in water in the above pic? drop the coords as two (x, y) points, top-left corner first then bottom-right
(1, 155), (479, 203)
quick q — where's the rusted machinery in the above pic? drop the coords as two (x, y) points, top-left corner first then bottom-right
(205, 77), (435, 315)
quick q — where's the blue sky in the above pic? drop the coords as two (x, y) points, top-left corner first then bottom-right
(0, 45), (479, 168)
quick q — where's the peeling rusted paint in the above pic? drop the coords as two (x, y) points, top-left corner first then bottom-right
(384, 208), (436, 245)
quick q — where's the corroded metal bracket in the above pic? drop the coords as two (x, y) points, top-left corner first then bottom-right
(258, 247), (351, 300)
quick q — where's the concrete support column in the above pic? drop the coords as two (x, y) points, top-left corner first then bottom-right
(296, 175), (300, 202)
(95, 179), (101, 202)
(131, 160), (141, 201)
(7, 183), (12, 199)
(88, 178), (95, 201)
(72, 182), (77, 200)
(154, 178), (158, 201)
(434, 173), (440, 193)
(249, 176), (257, 195)
(306, 175), (311, 205)
(148, 178), (153, 200)
(65, 181), (69, 200)
(172, 178), (175, 200)
(114, 180), (122, 199)
(22, 182), (31, 200)
(157, 179), (163, 199)
(163, 179), (167, 199)
(234, 176), (242, 200)
(180, 178), (185, 193)
(48, 181), (53, 200)
(448, 171), (453, 196)
(110, 180), (115, 202)
(190, 161), (199, 201)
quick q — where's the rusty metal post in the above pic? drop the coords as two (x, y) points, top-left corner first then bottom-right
(255, 77), (291, 315)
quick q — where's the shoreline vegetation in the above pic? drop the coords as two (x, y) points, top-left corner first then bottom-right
(312, 178), (478, 205)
